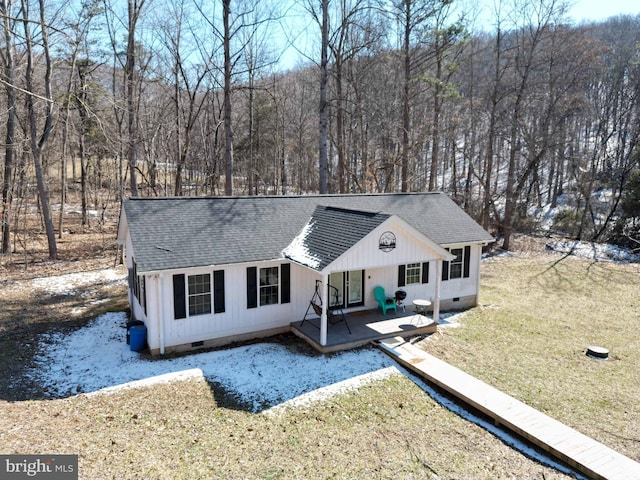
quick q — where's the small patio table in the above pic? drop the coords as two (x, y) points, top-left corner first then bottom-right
(412, 299), (431, 315)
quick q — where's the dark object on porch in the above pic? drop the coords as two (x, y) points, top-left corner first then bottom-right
(395, 289), (407, 312)
(301, 280), (352, 334)
(374, 286), (397, 314)
(310, 302), (351, 333)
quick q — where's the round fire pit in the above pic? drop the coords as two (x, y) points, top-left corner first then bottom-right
(586, 345), (609, 360)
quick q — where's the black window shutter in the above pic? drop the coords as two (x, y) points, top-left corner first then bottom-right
(281, 264), (291, 304)
(142, 275), (147, 314)
(247, 267), (257, 309)
(398, 265), (406, 287)
(213, 270), (225, 313)
(133, 260), (138, 300)
(442, 248), (450, 281)
(442, 260), (449, 281)
(463, 245), (471, 278)
(173, 274), (186, 319)
(422, 262), (429, 284)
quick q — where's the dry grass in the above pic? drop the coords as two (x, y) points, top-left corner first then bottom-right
(2, 373), (572, 479)
(1, 212), (637, 478)
(419, 248), (640, 463)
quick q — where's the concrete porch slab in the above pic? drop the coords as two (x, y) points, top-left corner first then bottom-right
(290, 308), (437, 353)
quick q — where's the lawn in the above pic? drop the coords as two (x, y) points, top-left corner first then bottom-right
(1, 241), (638, 479)
(419, 250), (640, 464)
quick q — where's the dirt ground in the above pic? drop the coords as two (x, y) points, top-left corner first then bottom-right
(1, 201), (127, 400)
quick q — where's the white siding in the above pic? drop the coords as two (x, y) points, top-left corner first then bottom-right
(439, 243), (482, 301)
(122, 217), (485, 351)
(325, 219), (445, 311)
(327, 218), (443, 272)
(156, 261), (319, 350)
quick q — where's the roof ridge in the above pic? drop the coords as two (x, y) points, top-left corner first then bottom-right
(125, 192), (445, 201)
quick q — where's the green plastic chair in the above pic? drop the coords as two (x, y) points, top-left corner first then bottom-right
(374, 286), (397, 315)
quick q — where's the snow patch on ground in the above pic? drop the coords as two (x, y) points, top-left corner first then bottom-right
(25, 302), (584, 476)
(6, 268), (127, 296)
(27, 311), (584, 477)
(545, 239), (640, 263)
(30, 269), (126, 296)
(28, 312), (398, 412)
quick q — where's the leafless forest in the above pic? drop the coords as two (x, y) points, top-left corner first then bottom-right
(1, 0), (639, 262)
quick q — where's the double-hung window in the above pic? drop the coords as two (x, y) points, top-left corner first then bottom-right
(259, 267), (279, 306)
(398, 262), (429, 287)
(172, 270), (225, 319)
(246, 264), (291, 308)
(405, 263), (422, 284)
(442, 246), (471, 281)
(449, 249), (463, 279)
(188, 274), (212, 316)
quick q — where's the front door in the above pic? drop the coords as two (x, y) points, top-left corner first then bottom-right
(329, 270), (365, 309)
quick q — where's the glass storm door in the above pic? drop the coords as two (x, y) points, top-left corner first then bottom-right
(328, 272), (344, 308)
(328, 270), (364, 308)
(347, 270), (364, 307)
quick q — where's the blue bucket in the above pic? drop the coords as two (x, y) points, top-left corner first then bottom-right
(129, 325), (147, 352)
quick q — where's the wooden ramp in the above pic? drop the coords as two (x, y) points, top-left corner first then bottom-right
(377, 337), (640, 480)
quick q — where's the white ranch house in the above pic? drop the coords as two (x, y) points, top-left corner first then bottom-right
(116, 193), (493, 355)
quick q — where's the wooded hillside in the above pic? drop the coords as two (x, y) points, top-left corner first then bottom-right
(1, 0), (639, 261)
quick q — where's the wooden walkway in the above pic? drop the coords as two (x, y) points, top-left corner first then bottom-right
(377, 337), (640, 480)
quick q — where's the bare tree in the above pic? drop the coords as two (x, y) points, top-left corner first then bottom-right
(0, 0), (16, 254)
(125, 0), (147, 197)
(501, 0), (568, 250)
(318, 0), (329, 194)
(391, 0), (450, 192)
(154, 0), (212, 196)
(21, 0), (57, 259)
(59, 1), (103, 233)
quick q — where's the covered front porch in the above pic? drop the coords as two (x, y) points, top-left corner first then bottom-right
(290, 308), (438, 353)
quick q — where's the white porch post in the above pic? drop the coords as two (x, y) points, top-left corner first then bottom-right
(320, 273), (329, 346)
(434, 259), (442, 324)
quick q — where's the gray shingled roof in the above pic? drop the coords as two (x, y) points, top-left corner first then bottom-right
(120, 193), (494, 273)
(283, 206), (391, 271)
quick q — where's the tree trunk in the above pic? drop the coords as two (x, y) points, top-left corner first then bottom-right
(22, 0), (57, 259)
(335, 55), (346, 193)
(428, 53), (442, 191)
(483, 28), (502, 232)
(125, 0), (144, 197)
(1, 0), (15, 254)
(318, 0), (329, 194)
(401, 2), (411, 193)
(223, 0), (234, 196)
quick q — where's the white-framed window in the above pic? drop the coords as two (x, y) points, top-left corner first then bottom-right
(405, 263), (422, 284)
(259, 267), (279, 306)
(173, 271), (224, 320)
(188, 274), (212, 316)
(247, 264), (290, 309)
(442, 246), (470, 281)
(449, 248), (463, 279)
(398, 263), (428, 287)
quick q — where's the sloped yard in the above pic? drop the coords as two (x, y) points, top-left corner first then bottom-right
(2, 235), (638, 478)
(419, 247), (640, 464)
